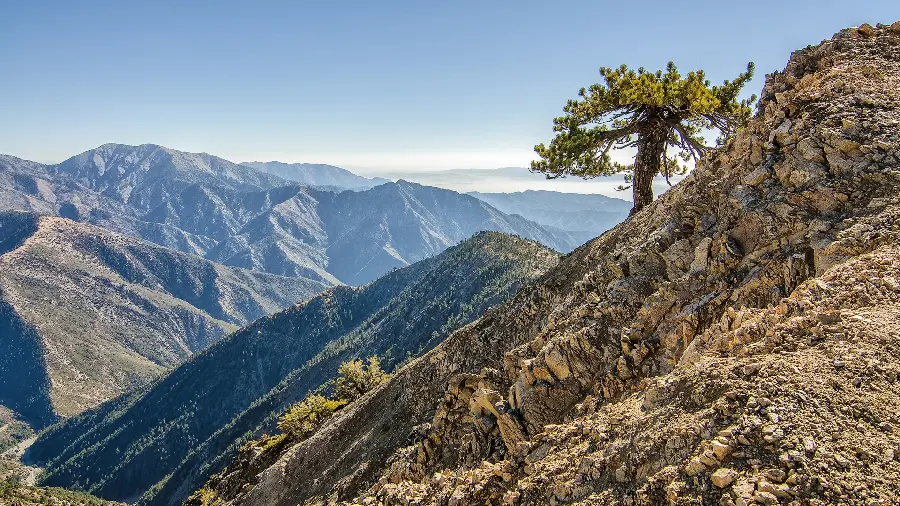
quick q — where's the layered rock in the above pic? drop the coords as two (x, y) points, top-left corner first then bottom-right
(204, 23), (900, 506)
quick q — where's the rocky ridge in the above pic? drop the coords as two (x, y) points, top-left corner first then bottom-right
(206, 23), (900, 506)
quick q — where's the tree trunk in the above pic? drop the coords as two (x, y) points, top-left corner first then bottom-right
(629, 128), (667, 215)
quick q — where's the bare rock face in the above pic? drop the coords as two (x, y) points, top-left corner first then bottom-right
(210, 23), (900, 506)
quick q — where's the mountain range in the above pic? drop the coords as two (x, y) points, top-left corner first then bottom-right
(27, 232), (559, 505)
(378, 165), (687, 197)
(4, 21), (900, 506)
(0, 142), (606, 436)
(468, 190), (631, 241)
(0, 211), (328, 425)
(0, 144), (582, 285)
(241, 161), (390, 190)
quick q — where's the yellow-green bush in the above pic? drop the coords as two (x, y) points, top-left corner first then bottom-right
(276, 395), (345, 440)
(334, 355), (388, 402)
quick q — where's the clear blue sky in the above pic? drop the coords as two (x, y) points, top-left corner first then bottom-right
(2, 1), (897, 171)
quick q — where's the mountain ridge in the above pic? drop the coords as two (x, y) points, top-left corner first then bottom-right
(27, 232), (560, 505)
(1, 147), (579, 285)
(50, 143), (289, 209)
(0, 211), (328, 423)
(241, 161), (390, 190)
(468, 189), (630, 241)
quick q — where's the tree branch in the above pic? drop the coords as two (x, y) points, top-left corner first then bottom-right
(672, 123), (707, 159)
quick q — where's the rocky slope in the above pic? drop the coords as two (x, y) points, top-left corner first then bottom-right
(1, 147), (577, 284)
(26, 233), (559, 506)
(0, 211), (327, 423)
(241, 161), (390, 190)
(196, 23), (900, 506)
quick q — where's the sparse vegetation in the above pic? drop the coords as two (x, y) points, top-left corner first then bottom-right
(333, 356), (388, 403)
(267, 356), (387, 446)
(0, 476), (122, 506)
(277, 394), (344, 441)
(187, 358), (389, 506)
(0, 211), (325, 421)
(0, 406), (34, 455)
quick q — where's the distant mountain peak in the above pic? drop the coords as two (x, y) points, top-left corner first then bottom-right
(2, 145), (589, 288)
(242, 160), (389, 191)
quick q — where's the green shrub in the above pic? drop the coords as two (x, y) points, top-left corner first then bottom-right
(334, 355), (388, 402)
(276, 395), (345, 440)
(274, 356), (388, 442)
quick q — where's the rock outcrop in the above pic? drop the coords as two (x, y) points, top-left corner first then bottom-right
(204, 23), (900, 506)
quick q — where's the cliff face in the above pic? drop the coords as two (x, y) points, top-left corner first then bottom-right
(208, 23), (900, 506)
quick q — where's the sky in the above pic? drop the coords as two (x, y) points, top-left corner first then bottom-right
(1, 1), (897, 189)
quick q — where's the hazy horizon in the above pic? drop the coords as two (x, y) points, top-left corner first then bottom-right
(2, 140), (666, 199)
(3, 1), (897, 178)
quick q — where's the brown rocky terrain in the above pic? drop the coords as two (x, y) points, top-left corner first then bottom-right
(190, 22), (900, 506)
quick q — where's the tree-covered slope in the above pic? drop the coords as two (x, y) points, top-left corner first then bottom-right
(27, 232), (558, 505)
(0, 211), (328, 422)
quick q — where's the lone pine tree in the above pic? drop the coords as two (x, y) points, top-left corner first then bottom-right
(532, 62), (756, 214)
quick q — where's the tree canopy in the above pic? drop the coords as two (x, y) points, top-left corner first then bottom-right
(532, 62), (756, 214)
